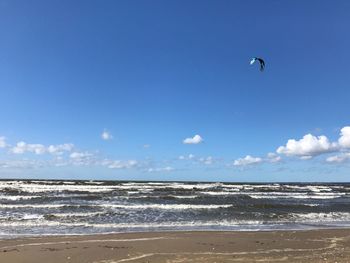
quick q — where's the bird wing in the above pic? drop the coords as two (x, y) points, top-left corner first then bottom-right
(257, 58), (265, 71)
(250, 58), (256, 65)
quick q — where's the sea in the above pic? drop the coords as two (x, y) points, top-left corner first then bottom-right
(1, 180), (350, 238)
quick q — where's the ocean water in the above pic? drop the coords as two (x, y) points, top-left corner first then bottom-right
(1, 180), (350, 238)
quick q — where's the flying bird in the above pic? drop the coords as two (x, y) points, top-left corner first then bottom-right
(250, 57), (265, 71)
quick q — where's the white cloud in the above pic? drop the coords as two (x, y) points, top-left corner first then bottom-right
(339, 126), (350, 149)
(1, 136), (146, 170)
(69, 152), (95, 166)
(11, 141), (46, 155)
(276, 134), (337, 159)
(178, 154), (195, 160)
(326, 153), (350, 163)
(266, 153), (282, 163)
(199, 156), (213, 165)
(232, 153), (280, 167)
(178, 154), (215, 165)
(0, 137), (6, 148)
(70, 152), (93, 159)
(10, 141), (74, 156)
(101, 130), (113, 141)
(183, 134), (203, 144)
(104, 160), (138, 169)
(143, 144), (151, 148)
(233, 155), (262, 166)
(148, 166), (174, 172)
(47, 144), (74, 155)
(0, 159), (44, 169)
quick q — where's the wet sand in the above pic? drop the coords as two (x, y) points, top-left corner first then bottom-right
(1, 229), (350, 262)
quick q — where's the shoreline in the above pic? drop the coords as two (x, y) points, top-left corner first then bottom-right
(1, 229), (350, 262)
(2, 225), (350, 239)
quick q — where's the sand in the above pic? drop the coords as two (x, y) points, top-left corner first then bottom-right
(1, 229), (350, 262)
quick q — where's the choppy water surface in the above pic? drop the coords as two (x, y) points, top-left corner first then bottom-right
(1, 180), (350, 238)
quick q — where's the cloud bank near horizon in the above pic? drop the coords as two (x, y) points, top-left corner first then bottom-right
(0, 126), (350, 173)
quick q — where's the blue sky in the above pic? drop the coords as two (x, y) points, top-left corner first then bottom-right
(1, 0), (350, 181)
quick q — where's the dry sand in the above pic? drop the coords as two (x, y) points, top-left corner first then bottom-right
(1, 229), (350, 262)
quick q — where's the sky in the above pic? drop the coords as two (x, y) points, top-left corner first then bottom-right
(1, 0), (350, 182)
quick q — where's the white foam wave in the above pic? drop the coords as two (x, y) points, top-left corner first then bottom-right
(0, 219), (262, 228)
(0, 203), (232, 210)
(283, 185), (334, 192)
(2, 214), (350, 234)
(48, 212), (105, 217)
(0, 182), (121, 193)
(200, 191), (241, 196)
(249, 192), (343, 199)
(291, 212), (350, 222)
(0, 195), (41, 201)
(0, 221), (61, 227)
(0, 181), (345, 196)
(22, 214), (44, 220)
(0, 204), (70, 208)
(198, 191), (344, 199)
(99, 204), (233, 210)
(85, 181), (104, 185)
(168, 195), (198, 199)
(4, 214), (350, 229)
(0, 181), (219, 193)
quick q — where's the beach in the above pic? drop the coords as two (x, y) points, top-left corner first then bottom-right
(1, 229), (350, 263)
(2, 180), (350, 262)
(2, 1), (349, 262)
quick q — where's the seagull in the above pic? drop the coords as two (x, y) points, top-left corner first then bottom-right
(250, 57), (265, 72)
